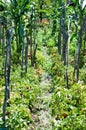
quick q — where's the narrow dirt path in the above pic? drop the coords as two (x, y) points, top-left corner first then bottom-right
(28, 47), (52, 130)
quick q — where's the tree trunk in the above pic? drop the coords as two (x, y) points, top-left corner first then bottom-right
(74, 15), (86, 81)
(58, 28), (61, 55)
(2, 25), (5, 73)
(15, 22), (19, 56)
(33, 40), (37, 67)
(25, 30), (29, 73)
(74, 29), (82, 81)
(3, 28), (11, 127)
(66, 16), (70, 88)
(30, 13), (33, 66)
(39, 0), (43, 22)
(61, 6), (68, 65)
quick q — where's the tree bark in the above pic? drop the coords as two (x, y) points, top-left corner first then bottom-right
(58, 28), (61, 55)
(61, 6), (68, 65)
(25, 30), (29, 73)
(30, 13), (33, 66)
(3, 28), (11, 127)
(66, 16), (70, 88)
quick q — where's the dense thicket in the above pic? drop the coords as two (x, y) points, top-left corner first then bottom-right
(0, 0), (86, 129)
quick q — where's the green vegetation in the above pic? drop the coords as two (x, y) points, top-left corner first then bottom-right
(0, 0), (86, 129)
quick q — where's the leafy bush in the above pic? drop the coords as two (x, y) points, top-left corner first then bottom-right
(79, 50), (86, 68)
(49, 47), (65, 90)
(0, 66), (41, 129)
(50, 83), (86, 129)
(6, 105), (32, 129)
(47, 38), (55, 47)
(52, 114), (86, 130)
(80, 64), (86, 83)
(36, 50), (45, 67)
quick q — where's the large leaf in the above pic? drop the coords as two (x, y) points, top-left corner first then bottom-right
(10, 0), (18, 8)
(45, 0), (51, 5)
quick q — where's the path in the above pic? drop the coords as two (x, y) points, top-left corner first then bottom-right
(28, 47), (52, 130)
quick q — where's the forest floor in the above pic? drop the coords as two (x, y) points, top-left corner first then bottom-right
(28, 47), (53, 130)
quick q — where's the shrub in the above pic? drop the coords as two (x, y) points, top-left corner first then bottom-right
(50, 83), (86, 129)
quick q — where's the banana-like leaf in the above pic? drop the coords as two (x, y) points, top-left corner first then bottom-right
(10, 0), (18, 8)
(0, 4), (4, 11)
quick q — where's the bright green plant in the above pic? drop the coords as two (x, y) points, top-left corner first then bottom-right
(47, 38), (55, 47)
(50, 83), (86, 129)
(0, 65), (41, 128)
(50, 47), (65, 84)
(6, 105), (32, 129)
(80, 64), (86, 83)
(36, 50), (45, 67)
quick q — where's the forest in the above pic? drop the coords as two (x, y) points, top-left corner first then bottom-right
(0, 0), (86, 129)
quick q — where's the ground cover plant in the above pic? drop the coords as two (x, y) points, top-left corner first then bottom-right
(0, 0), (86, 129)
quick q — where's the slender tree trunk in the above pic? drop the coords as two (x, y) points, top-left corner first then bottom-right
(33, 8), (37, 67)
(58, 28), (61, 55)
(0, 26), (2, 45)
(30, 14), (33, 66)
(74, 29), (82, 81)
(3, 28), (11, 127)
(15, 22), (19, 54)
(25, 30), (29, 73)
(74, 15), (86, 81)
(21, 34), (24, 76)
(2, 25), (5, 73)
(83, 33), (86, 51)
(66, 16), (70, 88)
(83, 16), (86, 51)
(33, 40), (37, 67)
(20, 22), (25, 77)
(15, 20), (21, 60)
(39, 0), (43, 22)
(61, 6), (68, 65)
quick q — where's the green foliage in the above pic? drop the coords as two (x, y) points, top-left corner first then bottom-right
(0, 66), (41, 128)
(50, 83), (86, 129)
(80, 64), (86, 83)
(50, 47), (65, 84)
(6, 105), (32, 129)
(37, 28), (44, 45)
(0, 0), (86, 129)
(36, 50), (45, 67)
(0, 3), (4, 11)
(12, 52), (20, 64)
(79, 50), (86, 68)
(37, 27), (52, 46)
(70, 38), (77, 55)
(52, 114), (86, 130)
(47, 38), (55, 47)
